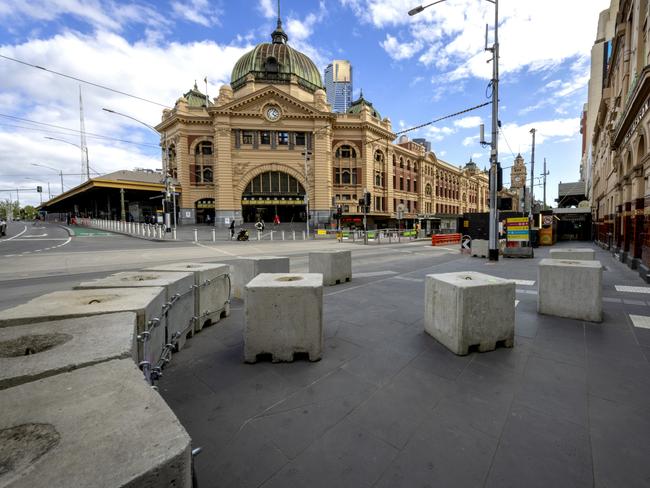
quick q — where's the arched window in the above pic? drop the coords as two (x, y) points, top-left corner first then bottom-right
(167, 144), (177, 180)
(342, 170), (351, 184)
(407, 160), (411, 170)
(374, 150), (385, 163)
(265, 56), (278, 73)
(399, 157), (404, 168)
(393, 155), (397, 166)
(425, 183), (432, 196)
(334, 145), (359, 185)
(192, 141), (214, 185)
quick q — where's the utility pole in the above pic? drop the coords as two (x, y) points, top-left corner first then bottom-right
(302, 141), (311, 239)
(529, 128), (536, 215)
(542, 158), (549, 210)
(487, 0), (500, 261)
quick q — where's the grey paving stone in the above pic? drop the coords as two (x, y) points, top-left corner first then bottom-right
(341, 345), (415, 387)
(261, 417), (398, 488)
(347, 364), (455, 449)
(374, 408), (498, 488)
(410, 339), (473, 380)
(586, 321), (647, 363)
(587, 353), (650, 410)
(590, 396), (650, 488)
(485, 404), (593, 488)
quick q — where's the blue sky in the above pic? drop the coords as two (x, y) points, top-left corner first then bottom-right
(0, 0), (610, 206)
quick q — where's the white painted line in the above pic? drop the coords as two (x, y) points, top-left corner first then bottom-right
(353, 270), (398, 278)
(615, 285), (650, 294)
(603, 297), (622, 303)
(629, 314), (650, 329)
(12, 238), (68, 242)
(21, 234), (48, 238)
(516, 289), (538, 295)
(0, 225), (27, 242)
(515, 300), (520, 307)
(392, 276), (424, 283)
(513, 280), (535, 286)
(623, 299), (647, 305)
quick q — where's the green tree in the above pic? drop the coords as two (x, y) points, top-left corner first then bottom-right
(0, 200), (19, 220)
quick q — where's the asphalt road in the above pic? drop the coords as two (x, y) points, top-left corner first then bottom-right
(0, 226), (458, 311)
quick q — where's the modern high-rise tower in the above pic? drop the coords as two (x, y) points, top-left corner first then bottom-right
(324, 60), (352, 113)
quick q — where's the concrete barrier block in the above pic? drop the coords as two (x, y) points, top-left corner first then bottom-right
(0, 288), (166, 366)
(76, 271), (195, 351)
(538, 258), (602, 322)
(308, 251), (352, 285)
(0, 359), (191, 488)
(145, 262), (231, 332)
(549, 248), (596, 261)
(470, 239), (488, 258)
(231, 256), (290, 299)
(0, 312), (137, 390)
(244, 273), (323, 363)
(424, 271), (515, 355)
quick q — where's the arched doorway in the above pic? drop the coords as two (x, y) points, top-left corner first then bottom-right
(195, 198), (215, 224)
(242, 171), (306, 224)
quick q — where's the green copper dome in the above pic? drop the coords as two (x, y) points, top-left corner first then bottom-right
(346, 90), (381, 119)
(231, 17), (323, 93)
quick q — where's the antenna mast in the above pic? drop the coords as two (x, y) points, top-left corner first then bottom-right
(79, 86), (90, 182)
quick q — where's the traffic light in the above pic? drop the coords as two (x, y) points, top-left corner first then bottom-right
(36, 186), (42, 193)
(364, 192), (371, 207)
(489, 163), (503, 191)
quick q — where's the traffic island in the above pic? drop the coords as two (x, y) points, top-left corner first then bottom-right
(549, 248), (596, 260)
(538, 258), (602, 322)
(308, 250), (351, 285)
(231, 256), (290, 299)
(424, 271), (515, 355)
(0, 288), (166, 373)
(244, 273), (323, 363)
(0, 312), (137, 390)
(0, 359), (192, 488)
(76, 271), (194, 351)
(145, 262), (231, 333)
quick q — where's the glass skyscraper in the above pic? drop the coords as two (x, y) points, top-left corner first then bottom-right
(324, 60), (352, 113)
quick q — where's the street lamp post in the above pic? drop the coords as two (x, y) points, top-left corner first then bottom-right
(409, 0), (499, 261)
(31, 163), (64, 194)
(44, 137), (90, 181)
(103, 108), (172, 231)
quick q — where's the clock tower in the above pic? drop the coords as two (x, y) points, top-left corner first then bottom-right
(510, 153), (527, 189)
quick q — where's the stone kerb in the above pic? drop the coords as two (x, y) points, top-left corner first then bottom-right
(145, 262), (231, 332)
(0, 312), (137, 391)
(76, 271), (195, 351)
(470, 239), (489, 258)
(244, 273), (323, 363)
(0, 288), (166, 367)
(538, 258), (602, 322)
(424, 271), (515, 355)
(0, 359), (192, 488)
(231, 256), (290, 299)
(308, 250), (352, 285)
(549, 248), (596, 261)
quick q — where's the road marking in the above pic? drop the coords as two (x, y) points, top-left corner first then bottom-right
(353, 270), (398, 278)
(517, 289), (538, 295)
(392, 276), (424, 283)
(623, 299), (647, 305)
(0, 225), (27, 242)
(12, 238), (68, 241)
(603, 297), (622, 303)
(515, 300), (520, 307)
(512, 279), (535, 286)
(615, 285), (650, 294)
(21, 233), (48, 238)
(629, 314), (650, 329)
(192, 241), (237, 257)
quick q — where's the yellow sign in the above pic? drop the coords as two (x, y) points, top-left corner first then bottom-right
(317, 229), (327, 235)
(506, 217), (529, 242)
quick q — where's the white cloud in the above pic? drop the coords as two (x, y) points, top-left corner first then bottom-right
(499, 118), (580, 155)
(471, 152), (484, 159)
(0, 30), (252, 205)
(258, 0), (277, 19)
(171, 0), (223, 27)
(463, 135), (479, 147)
(426, 125), (455, 142)
(380, 34), (422, 60)
(454, 116), (482, 129)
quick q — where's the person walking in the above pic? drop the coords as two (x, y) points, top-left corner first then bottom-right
(229, 219), (235, 240)
(273, 214), (280, 226)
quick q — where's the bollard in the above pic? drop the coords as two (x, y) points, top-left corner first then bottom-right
(257, 231), (261, 241)
(147, 225), (151, 238)
(157, 226), (162, 239)
(193, 228), (198, 242)
(270, 231), (274, 241)
(292, 230), (296, 240)
(282, 230), (285, 241)
(172, 228), (177, 240)
(303, 231), (306, 240)
(212, 228), (216, 242)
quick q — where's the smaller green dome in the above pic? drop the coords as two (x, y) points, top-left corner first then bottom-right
(347, 90), (381, 119)
(182, 82), (213, 108)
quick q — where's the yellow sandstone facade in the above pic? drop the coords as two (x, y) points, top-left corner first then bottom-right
(156, 17), (488, 230)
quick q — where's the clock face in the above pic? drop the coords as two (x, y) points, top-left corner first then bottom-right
(266, 106), (281, 121)
(514, 176), (521, 183)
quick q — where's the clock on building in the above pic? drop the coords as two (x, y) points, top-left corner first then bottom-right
(265, 106), (281, 121)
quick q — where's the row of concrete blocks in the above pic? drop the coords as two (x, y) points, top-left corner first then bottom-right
(426, 249), (603, 356)
(232, 251), (352, 363)
(0, 262), (234, 488)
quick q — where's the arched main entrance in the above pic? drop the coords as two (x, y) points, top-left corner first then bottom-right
(195, 198), (215, 224)
(242, 171), (306, 223)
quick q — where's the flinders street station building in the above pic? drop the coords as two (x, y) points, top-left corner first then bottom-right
(156, 17), (489, 230)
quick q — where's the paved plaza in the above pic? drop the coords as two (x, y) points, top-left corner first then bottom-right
(158, 242), (650, 488)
